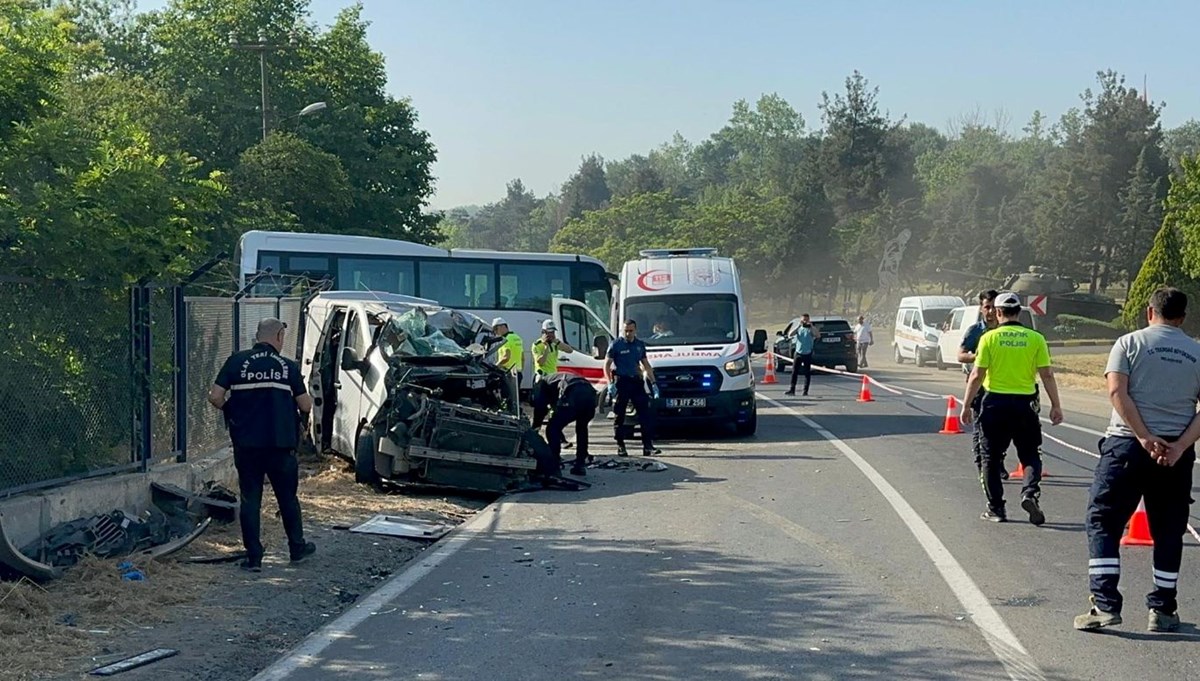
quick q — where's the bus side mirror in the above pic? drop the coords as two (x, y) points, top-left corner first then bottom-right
(593, 336), (609, 360)
(751, 329), (768, 354)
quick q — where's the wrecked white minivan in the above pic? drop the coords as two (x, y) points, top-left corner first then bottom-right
(302, 292), (559, 493)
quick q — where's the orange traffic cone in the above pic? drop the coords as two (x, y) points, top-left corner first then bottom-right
(939, 395), (963, 434)
(856, 374), (874, 402)
(1121, 498), (1154, 546)
(1010, 452), (1050, 479)
(762, 348), (778, 384)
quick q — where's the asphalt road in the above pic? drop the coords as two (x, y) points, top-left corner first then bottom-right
(252, 360), (1200, 681)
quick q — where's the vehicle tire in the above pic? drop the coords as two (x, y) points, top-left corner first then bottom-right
(736, 408), (758, 437)
(916, 352), (927, 368)
(354, 426), (380, 485)
(894, 345), (903, 364)
(936, 352), (946, 371)
(846, 361), (858, 374)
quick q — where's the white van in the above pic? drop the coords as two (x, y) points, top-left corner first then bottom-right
(893, 295), (965, 368)
(937, 303), (1038, 369)
(603, 248), (767, 436)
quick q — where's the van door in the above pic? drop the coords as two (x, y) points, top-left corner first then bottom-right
(894, 309), (916, 360)
(333, 309), (370, 456)
(553, 298), (613, 385)
(309, 306), (347, 451)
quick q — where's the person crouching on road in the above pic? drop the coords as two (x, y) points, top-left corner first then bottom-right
(853, 315), (873, 369)
(604, 320), (661, 457)
(532, 372), (597, 477)
(958, 290), (1006, 479)
(1074, 287), (1200, 633)
(961, 292), (1063, 525)
(207, 318), (316, 573)
(786, 314), (819, 396)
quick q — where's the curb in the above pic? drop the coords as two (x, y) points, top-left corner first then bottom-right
(1046, 340), (1114, 348)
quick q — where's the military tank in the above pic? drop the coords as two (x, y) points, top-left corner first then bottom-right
(936, 266), (1122, 323)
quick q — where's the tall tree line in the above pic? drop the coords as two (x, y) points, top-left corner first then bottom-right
(2, 0), (438, 284)
(445, 70), (1200, 319)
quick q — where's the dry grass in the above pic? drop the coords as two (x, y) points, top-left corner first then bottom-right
(1052, 353), (1109, 393)
(0, 457), (485, 680)
(0, 555), (211, 680)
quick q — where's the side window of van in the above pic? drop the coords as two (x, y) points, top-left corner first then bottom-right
(950, 309), (964, 331)
(908, 310), (921, 331)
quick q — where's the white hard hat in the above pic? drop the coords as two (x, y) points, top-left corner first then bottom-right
(491, 317), (507, 328)
(542, 319), (557, 332)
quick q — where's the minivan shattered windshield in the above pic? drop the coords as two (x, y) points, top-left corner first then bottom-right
(625, 294), (740, 346)
(378, 307), (487, 359)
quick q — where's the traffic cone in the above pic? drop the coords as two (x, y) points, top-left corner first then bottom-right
(762, 348), (778, 384)
(1010, 453), (1050, 479)
(939, 395), (963, 434)
(1121, 498), (1154, 547)
(856, 374), (874, 402)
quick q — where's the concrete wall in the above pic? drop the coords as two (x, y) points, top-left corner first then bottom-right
(0, 449), (236, 549)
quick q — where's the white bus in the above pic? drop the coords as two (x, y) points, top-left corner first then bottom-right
(236, 230), (615, 389)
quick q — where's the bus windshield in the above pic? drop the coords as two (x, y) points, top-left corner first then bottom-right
(625, 294), (740, 346)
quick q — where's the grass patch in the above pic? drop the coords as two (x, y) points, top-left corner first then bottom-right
(1051, 353), (1108, 393)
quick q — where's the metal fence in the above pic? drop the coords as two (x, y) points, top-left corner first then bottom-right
(0, 273), (308, 496)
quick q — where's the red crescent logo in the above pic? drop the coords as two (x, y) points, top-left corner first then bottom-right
(637, 270), (672, 291)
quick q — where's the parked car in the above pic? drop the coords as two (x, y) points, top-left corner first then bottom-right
(773, 315), (858, 373)
(937, 304), (1037, 369)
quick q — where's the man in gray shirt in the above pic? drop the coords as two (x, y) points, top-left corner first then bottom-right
(1074, 287), (1200, 633)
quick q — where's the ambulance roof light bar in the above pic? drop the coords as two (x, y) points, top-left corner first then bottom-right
(639, 247), (718, 259)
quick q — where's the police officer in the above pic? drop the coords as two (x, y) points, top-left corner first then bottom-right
(604, 319), (661, 456)
(531, 320), (575, 378)
(1074, 287), (1200, 633)
(785, 313), (819, 397)
(207, 318), (316, 572)
(490, 316), (524, 392)
(961, 292), (1063, 524)
(532, 372), (597, 477)
(957, 290), (1006, 478)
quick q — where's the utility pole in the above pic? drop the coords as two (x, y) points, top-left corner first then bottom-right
(229, 30), (298, 142)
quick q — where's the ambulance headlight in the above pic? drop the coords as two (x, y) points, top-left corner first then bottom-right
(725, 356), (749, 376)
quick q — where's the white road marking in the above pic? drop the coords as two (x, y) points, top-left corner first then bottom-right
(249, 502), (511, 681)
(759, 394), (1045, 681)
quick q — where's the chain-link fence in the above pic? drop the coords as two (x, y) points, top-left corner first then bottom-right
(0, 272), (309, 496)
(0, 278), (136, 496)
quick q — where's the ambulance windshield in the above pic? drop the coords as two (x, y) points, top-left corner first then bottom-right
(626, 294), (740, 346)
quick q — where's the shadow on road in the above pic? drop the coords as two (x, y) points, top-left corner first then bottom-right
(294, 529), (1030, 680)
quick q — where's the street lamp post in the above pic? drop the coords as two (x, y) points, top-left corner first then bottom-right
(229, 30), (298, 142)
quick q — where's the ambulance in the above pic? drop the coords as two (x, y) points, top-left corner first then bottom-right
(605, 248), (767, 436)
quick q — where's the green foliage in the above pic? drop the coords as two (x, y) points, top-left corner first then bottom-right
(1053, 313), (1125, 340)
(551, 191), (685, 267)
(1123, 222), (1200, 334)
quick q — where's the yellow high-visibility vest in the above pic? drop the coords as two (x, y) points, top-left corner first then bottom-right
(497, 332), (524, 372)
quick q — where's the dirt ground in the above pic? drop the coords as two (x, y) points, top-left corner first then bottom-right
(0, 454), (489, 681)
(1050, 353), (1108, 393)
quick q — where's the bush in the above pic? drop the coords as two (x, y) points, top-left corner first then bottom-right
(1052, 314), (1126, 340)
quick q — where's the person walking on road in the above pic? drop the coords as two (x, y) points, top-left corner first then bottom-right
(532, 372), (598, 477)
(957, 290), (1006, 479)
(853, 315), (874, 369)
(1074, 287), (1200, 633)
(961, 292), (1063, 524)
(785, 314), (819, 396)
(208, 318), (317, 573)
(604, 320), (661, 456)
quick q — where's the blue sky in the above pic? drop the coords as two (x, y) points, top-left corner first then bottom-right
(135, 1), (1200, 209)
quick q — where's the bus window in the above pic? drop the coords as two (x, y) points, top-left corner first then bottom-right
(498, 263), (569, 312)
(285, 256), (331, 277)
(338, 257), (415, 295)
(419, 261), (496, 308)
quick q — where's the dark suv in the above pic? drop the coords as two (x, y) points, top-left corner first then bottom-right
(772, 315), (858, 374)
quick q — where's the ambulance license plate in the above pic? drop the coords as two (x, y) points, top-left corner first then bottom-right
(666, 398), (706, 408)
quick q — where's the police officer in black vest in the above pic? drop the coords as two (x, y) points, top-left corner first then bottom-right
(208, 318), (316, 572)
(532, 372), (598, 477)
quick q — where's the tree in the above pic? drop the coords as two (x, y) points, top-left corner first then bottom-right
(230, 132), (352, 232)
(1165, 120), (1200, 175)
(551, 191), (684, 268)
(1122, 223), (1200, 335)
(560, 154), (611, 220)
(607, 154), (665, 198)
(1169, 156), (1200, 278)
(0, 1), (75, 141)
